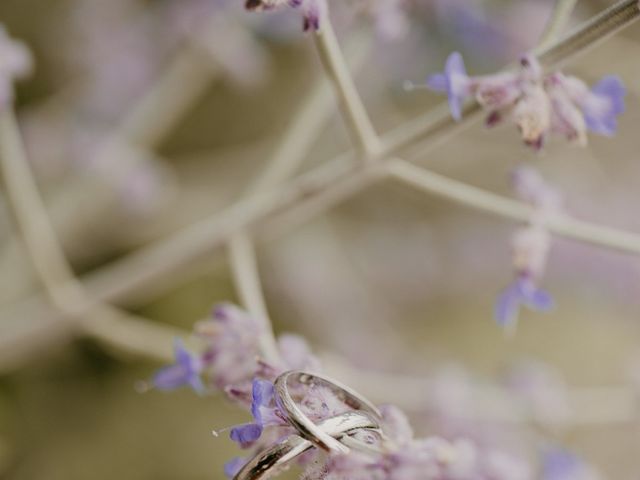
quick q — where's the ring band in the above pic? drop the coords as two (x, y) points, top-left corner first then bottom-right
(233, 410), (380, 480)
(274, 370), (383, 454)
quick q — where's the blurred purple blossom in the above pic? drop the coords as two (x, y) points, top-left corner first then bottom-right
(495, 275), (553, 328)
(542, 449), (602, 480)
(320, 436), (532, 480)
(426, 51), (471, 121)
(229, 379), (283, 447)
(545, 73), (626, 139)
(152, 339), (204, 393)
(151, 305), (545, 479)
(420, 52), (625, 150)
(496, 167), (562, 328)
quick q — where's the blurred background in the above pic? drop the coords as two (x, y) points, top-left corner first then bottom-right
(0, 0), (639, 478)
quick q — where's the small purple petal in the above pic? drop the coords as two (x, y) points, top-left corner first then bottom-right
(152, 339), (203, 392)
(542, 449), (583, 480)
(423, 52), (470, 121)
(495, 277), (553, 327)
(445, 51), (467, 80)
(230, 423), (263, 446)
(444, 52), (468, 121)
(583, 75), (625, 136)
(592, 76), (625, 115)
(251, 379), (275, 422)
(525, 287), (554, 311)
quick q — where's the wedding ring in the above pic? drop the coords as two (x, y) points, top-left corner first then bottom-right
(233, 410), (380, 480)
(274, 370), (383, 454)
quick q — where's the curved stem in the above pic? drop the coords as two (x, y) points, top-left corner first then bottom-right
(228, 234), (280, 363)
(0, 108), (183, 363)
(313, 19), (381, 158)
(386, 159), (640, 255)
(1, 0), (640, 365)
(537, 0), (579, 51)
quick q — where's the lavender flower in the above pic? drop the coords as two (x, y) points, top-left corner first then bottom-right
(151, 305), (540, 479)
(229, 379), (284, 447)
(152, 339), (204, 393)
(0, 25), (33, 108)
(542, 449), (602, 480)
(495, 275), (553, 328)
(245, 0), (327, 32)
(419, 52), (625, 149)
(546, 73), (626, 137)
(319, 436), (531, 480)
(196, 303), (266, 392)
(495, 167), (561, 329)
(153, 303), (321, 406)
(426, 52), (471, 121)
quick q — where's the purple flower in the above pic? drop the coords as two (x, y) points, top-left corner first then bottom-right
(153, 339), (204, 393)
(542, 449), (601, 480)
(581, 76), (625, 136)
(426, 52), (471, 121)
(419, 50), (625, 149)
(495, 276), (553, 328)
(229, 379), (281, 447)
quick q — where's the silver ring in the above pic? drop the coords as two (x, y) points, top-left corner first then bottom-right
(233, 410), (380, 480)
(274, 370), (383, 454)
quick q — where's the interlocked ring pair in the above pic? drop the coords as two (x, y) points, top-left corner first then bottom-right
(233, 370), (387, 480)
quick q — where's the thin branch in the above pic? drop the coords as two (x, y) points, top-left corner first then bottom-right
(20, 1), (640, 308)
(0, 109), (83, 310)
(115, 47), (219, 149)
(228, 235), (280, 363)
(313, 19), (381, 157)
(1, 0), (639, 358)
(226, 33), (373, 364)
(386, 159), (640, 255)
(535, 0), (640, 65)
(537, 0), (579, 51)
(0, 42), (222, 306)
(0, 107), (636, 426)
(0, 108), (184, 363)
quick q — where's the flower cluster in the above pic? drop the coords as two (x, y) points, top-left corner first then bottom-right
(0, 25), (33, 109)
(150, 304), (579, 479)
(315, 435), (532, 480)
(245, 0), (328, 32)
(422, 52), (625, 150)
(152, 303), (319, 397)
(495, 166), (561, 328)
